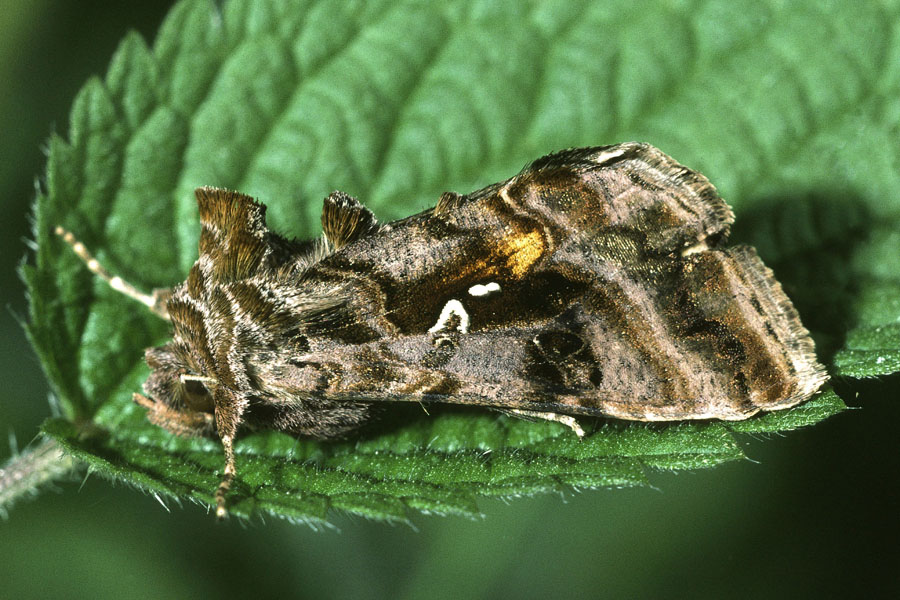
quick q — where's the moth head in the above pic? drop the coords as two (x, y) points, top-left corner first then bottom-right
(179, 373), (217, 413)
(136, 343), (220, 437)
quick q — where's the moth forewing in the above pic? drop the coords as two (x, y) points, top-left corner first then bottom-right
(55, 142), (827, 518)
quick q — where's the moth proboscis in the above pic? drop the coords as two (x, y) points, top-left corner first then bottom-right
(55, 142), (828, 518)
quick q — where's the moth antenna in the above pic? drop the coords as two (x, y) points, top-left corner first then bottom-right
(54, 226), (171, 320)
(215, 433), (236, 520)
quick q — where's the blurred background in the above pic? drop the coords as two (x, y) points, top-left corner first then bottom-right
(1, 2), (898, 598)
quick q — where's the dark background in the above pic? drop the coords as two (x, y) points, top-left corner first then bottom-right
(1, 3), (897, 598)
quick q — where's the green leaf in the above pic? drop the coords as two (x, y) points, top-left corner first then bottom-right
(28, 0), (900, 523)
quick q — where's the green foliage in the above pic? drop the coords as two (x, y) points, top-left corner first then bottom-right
(25, 0), (899, 523)
(42, 390), (845, 521)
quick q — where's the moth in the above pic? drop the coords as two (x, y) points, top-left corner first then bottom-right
(56, 142), (828, 518)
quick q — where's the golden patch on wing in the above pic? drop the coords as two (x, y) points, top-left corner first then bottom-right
(497, 229), (545, 278)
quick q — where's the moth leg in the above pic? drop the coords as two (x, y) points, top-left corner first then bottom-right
(215, 432), (236, 520)
(211, 392), (246, 520)
(507, 409), (586, 438)
(55, 226), (171, 320)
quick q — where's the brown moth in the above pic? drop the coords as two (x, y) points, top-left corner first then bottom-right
(56, 142), (828, 518)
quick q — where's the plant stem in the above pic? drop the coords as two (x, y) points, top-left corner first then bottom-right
(0, 437), (78, 517)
